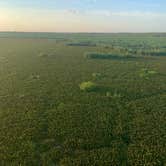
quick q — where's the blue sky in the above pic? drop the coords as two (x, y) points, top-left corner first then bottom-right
(0, 0), (165, 32)
(0, 0), (165, 12)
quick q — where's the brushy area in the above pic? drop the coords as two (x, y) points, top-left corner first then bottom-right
(0, 33), (166, 166)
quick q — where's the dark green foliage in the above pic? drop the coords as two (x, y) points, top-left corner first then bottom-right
(86, 52), (135, 60)
(67, 42), (96, 47)
(0, 33), (166, 165)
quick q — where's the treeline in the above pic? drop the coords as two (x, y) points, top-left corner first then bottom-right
(67, 42), (97, 47)
(85, 52), (135, 60)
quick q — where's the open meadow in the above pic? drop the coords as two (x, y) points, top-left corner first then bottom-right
(0, 33), (166, 165)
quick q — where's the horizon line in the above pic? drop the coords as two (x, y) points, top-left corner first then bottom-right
(0, 31), (166, 34)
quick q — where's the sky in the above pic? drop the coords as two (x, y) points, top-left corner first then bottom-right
(0, 0), (166, 32)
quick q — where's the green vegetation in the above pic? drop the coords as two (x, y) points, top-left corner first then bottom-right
(86, 52), (135, 60)
(38, 52), (56, 57)
(139, 68), (158, 78)
(0, 33), (166, 165)
(79, 81), (97, 92)
(106, 92), (122, 98)
(38, 52), (49, 57)
(92, 73), (104, 80)
(67, 42), (96, 47)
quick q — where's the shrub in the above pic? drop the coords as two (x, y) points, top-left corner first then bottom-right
(92, 73), (103, 80)
(139, 68), (158, 78)
(30, 74), (40, 80)
(38, 53), (49, 57)
(79, 81), (97, 92)
(106, 92), (122, 98)
(148, 70), (158, 75)
(106, 92), (111, 97)
(113, 92), (122, 98)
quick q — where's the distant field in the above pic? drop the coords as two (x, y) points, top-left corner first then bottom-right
(0, 33), (166, 165)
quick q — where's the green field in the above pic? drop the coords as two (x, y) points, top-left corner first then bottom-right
(0, 33), (166, 165)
